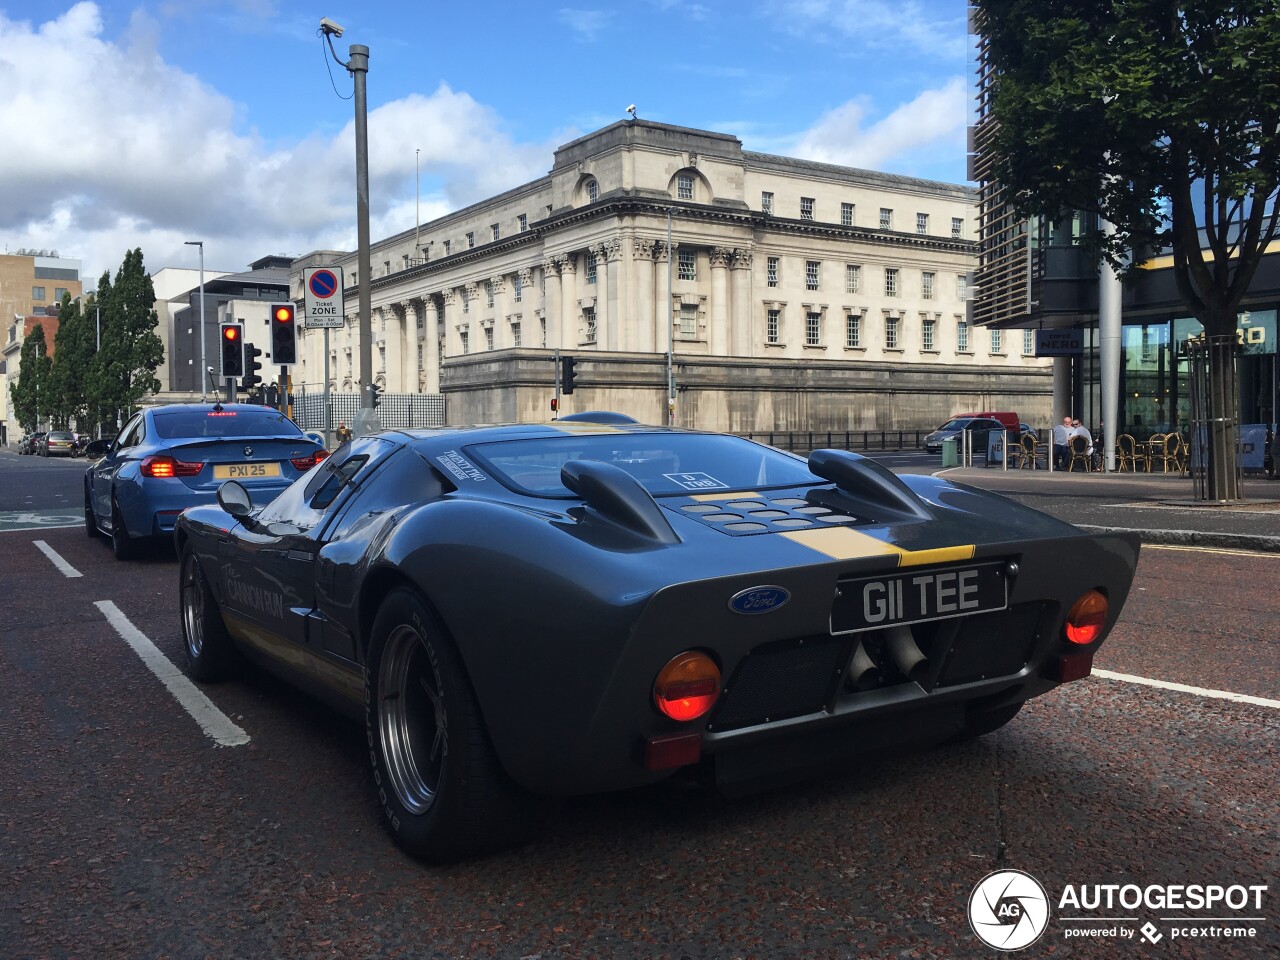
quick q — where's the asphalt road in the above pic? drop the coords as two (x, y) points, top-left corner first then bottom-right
(1, 450), (1277, 959)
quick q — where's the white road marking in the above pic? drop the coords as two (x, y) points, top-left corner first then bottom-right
(94, 600), (251, 747)
(1144, 543), (1280, 559)
(33, 539), (82, 578)
(1093, 668), (1280, 710)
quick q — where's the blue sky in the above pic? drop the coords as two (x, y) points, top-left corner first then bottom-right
(2, 1), (974, 285)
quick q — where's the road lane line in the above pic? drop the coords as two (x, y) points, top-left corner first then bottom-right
(1093, 668), (1280, 710)
(94, 600), (251, 747)
(33, 539), (82, 578)
(1144, 543), (1280, 558)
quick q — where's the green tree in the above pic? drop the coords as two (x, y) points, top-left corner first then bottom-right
(973, 0), (1280, 500)
(8, 324), (52, 431)
(47, 293), (97, 430)
(89, 249), (164, 428)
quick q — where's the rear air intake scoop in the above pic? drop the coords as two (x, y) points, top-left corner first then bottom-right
(807, 449), (933, 520)
(561, 459), (680, 544)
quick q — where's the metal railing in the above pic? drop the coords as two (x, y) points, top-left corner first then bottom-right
(739, 430), (929, 454)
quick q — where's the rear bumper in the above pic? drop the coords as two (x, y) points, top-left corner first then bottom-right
(117, 479), (293, 538)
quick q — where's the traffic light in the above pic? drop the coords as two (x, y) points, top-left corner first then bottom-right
(560, 355), (577, 395)
(241, 343), (264, 391)
(369, 383), (383, 408)
(550, 397), (558, 413)
(269, 302), (298, 365)
(220, 323), (244, 378)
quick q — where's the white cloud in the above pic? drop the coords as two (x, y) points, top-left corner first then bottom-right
(0, 3), (552, 282)
(557, 8), (614, 42)
(773, 0), (968, 60)
(787, 77), (969, 178)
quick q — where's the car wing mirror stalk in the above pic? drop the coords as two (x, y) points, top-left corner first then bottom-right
(807, 449), (933, 520)
(560, 459), (680, 544)
(216, 480), (258, 528)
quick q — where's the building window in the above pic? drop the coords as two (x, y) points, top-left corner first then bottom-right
(584, 306), (597, 342)
(32, 286), (45, 300)
(841, 202), (854, 226)
(767, 309), (780, 344)
(801, 197), (815, 220)
(951, 217), (964, 239)
(540, 317), (547, 347)
(916, 212), (929, 235)
(54, 287), (68, 301)
(806, 312), (821, 346)
(485, 280), (494, 308)
(587, 179), (599, 203)
(384, 260), (392, 276)
(922, 318), (936, 351)
(678, 249), (696, 281)
(513, 275), (522, 302)
(761, 191), (773, 214)
(846, 314), (861, 348)
(511, 322), (522, 347)
(991, 328), (1003, 354)
(885, 267), (899, 297)
(767, 256), (779, 288)
(1024, 329), (1035, 355)
(466, 231), (475, 248)
(460, 329), (470, 354)
(485, 327), (494, 351)
(677, 174), (694, 200)
(957, 275), (969, 301)
(958, 321), (970, 352)
(519, 214), (528, 232)
(805, 260), (820, 291)
(885, 316), (899, 349)
(443, 240), (451, 255)
(922, 271), (935, 300)
(491, 223), (500, 242)
(845, 264), (861, 294)
(586, 253), (597, 284)
(462, 289), (469, 313)
(679, 303), (698, 338)
(880, 208), (893, 230)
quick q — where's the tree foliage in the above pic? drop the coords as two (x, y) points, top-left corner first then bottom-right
(88, 248), (164, 426)
(46, 293), (97, 430)
(8, 324), (51, 431)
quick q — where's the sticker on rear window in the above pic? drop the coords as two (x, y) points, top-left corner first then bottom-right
(437, 450), (487, 483)
(664, 472), (728, 491)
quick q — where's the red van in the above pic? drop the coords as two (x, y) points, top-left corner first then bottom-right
(953, 411), (1021, 433)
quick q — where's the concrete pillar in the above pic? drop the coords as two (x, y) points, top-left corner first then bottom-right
(633, 239), (655, 353)
(709, 247), (731, 356)
(654, 241), (672, 357)
(384, 305), (404, 392)
(490, 274), (507, 349)
(423, 297), (440, 394)
(402, 300), (419, 393)
(1053, 356), (1072, 421)
(596, 240), (620, 350)
(542, 258), (562, 351)
(442, 290), (459, 359)
(1099, 219), (1123, 471)
(560, 255), (577, 350)
(731, 249), (753, 356)
(606, 238), (624, 352)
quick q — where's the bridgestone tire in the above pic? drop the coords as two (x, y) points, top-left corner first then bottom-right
(179, 544), (240, 681)
(365, 587), (532, 863)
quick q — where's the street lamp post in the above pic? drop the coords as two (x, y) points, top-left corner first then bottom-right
(184, 240), (206, 400)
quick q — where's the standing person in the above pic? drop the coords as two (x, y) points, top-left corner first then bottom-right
(1052, 415), (1075, 470)
(1073, 419), (1094, 471)
(335, 420), (353, 444)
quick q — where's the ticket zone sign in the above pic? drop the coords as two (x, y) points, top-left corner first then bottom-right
(303, 267), (345, 329)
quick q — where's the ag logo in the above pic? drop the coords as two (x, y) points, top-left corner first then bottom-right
(968, 869), (1050, 951)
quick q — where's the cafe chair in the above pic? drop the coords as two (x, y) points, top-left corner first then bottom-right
(1150, 433), (1179, 474)
(1116, 434), (1139, 472)
(1147, 434), (1171, 473)
(1012, 433), (1039, 469)
(1068, 435), (1091, 472)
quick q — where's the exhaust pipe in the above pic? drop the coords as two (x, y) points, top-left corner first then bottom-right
(847, 641), (881, 689)
(885, 626), (928, 682)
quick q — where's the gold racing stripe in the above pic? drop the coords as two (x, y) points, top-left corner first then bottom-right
(782, 527), (975, 567)
(543, 422), (624, 434)
(688, 491), (764, 502)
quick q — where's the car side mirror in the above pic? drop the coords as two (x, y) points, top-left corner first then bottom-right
(84, 439), (108, 458)
(216, 480), (254, 519)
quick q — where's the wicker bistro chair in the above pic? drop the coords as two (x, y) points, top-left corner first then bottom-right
(1115, 434), (1139, 472)
(1068, 434), (1092, 472)
(1011, 433), (1039, 469)
(1173, 433), (1190, 476)
(1146, 433), (1171, 473)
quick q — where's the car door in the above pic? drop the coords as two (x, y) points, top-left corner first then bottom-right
(93, 413), (144, 523)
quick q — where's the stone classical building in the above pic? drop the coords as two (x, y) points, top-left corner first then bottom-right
(292, 120), (1051, 431)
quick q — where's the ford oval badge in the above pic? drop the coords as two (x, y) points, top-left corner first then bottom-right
(728, 585), (790, 615)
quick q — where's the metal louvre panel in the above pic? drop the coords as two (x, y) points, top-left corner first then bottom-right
(709, 637), (845, 732)
(935, 602), (1047, 687)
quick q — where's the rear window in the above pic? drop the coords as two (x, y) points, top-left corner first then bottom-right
(49, 432), (74, 440)
(466, 433), (819, 498)
(152, 409), (304, 440)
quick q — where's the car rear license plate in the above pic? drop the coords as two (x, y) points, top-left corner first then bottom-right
(214, 462), (281, 479)
(831, 562), (1007, 634)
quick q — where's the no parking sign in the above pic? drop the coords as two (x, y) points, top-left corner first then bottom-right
(303, 266), (345, 328)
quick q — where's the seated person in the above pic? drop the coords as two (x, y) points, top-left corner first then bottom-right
(1052, 416), (1076, 469)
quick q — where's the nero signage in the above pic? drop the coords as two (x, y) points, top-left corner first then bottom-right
(303, 266), (346, 329)
(1036, 328), (1084, 356)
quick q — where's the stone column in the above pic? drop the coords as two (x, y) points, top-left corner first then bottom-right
(595, 241), (619, 351)
(384, 304), (404, 392)
(542, 258), (562, 351)
(441, 290), (459, 360)
(560, 254), (578, 349)
(709, 247), (731, 356)
(633, 238), (655, 353)
(423, 297), (441, 394)
(654, 241), (671, 356)
(516, 268), (533, 348)
(731, 248), (754, 357)
(403, 300), (420, 393)
(490, 275), (507, 350)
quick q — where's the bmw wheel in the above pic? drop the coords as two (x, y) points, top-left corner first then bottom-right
(84, 486), (101, 539)
(179, 545), (239, 681)
(110, 495), (138, 561)
(365, 586), (532, 863)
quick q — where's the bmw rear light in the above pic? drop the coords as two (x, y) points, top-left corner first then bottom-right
(1064, 589), (1109, 644)
(653, 651), (721, 721)
(290, 449), (330, 471)
(140, 455), (203, 478)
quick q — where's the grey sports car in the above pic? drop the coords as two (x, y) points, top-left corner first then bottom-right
(174, 415), (1139, 862)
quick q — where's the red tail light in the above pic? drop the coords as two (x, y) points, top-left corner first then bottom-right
(290, 449), (329, 471)
(1065, 589), (1109, 645)
(653, 651), (721, 721)
(140, 455), (203, 478)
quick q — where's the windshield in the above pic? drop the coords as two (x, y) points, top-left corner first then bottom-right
(466, 433), (820, 498)
(936, 419), (972, 432)
(152, 409), (304, 440)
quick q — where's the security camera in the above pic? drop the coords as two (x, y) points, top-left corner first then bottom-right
(626, 104), (637, 119)
(320, 17), (345, 37)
